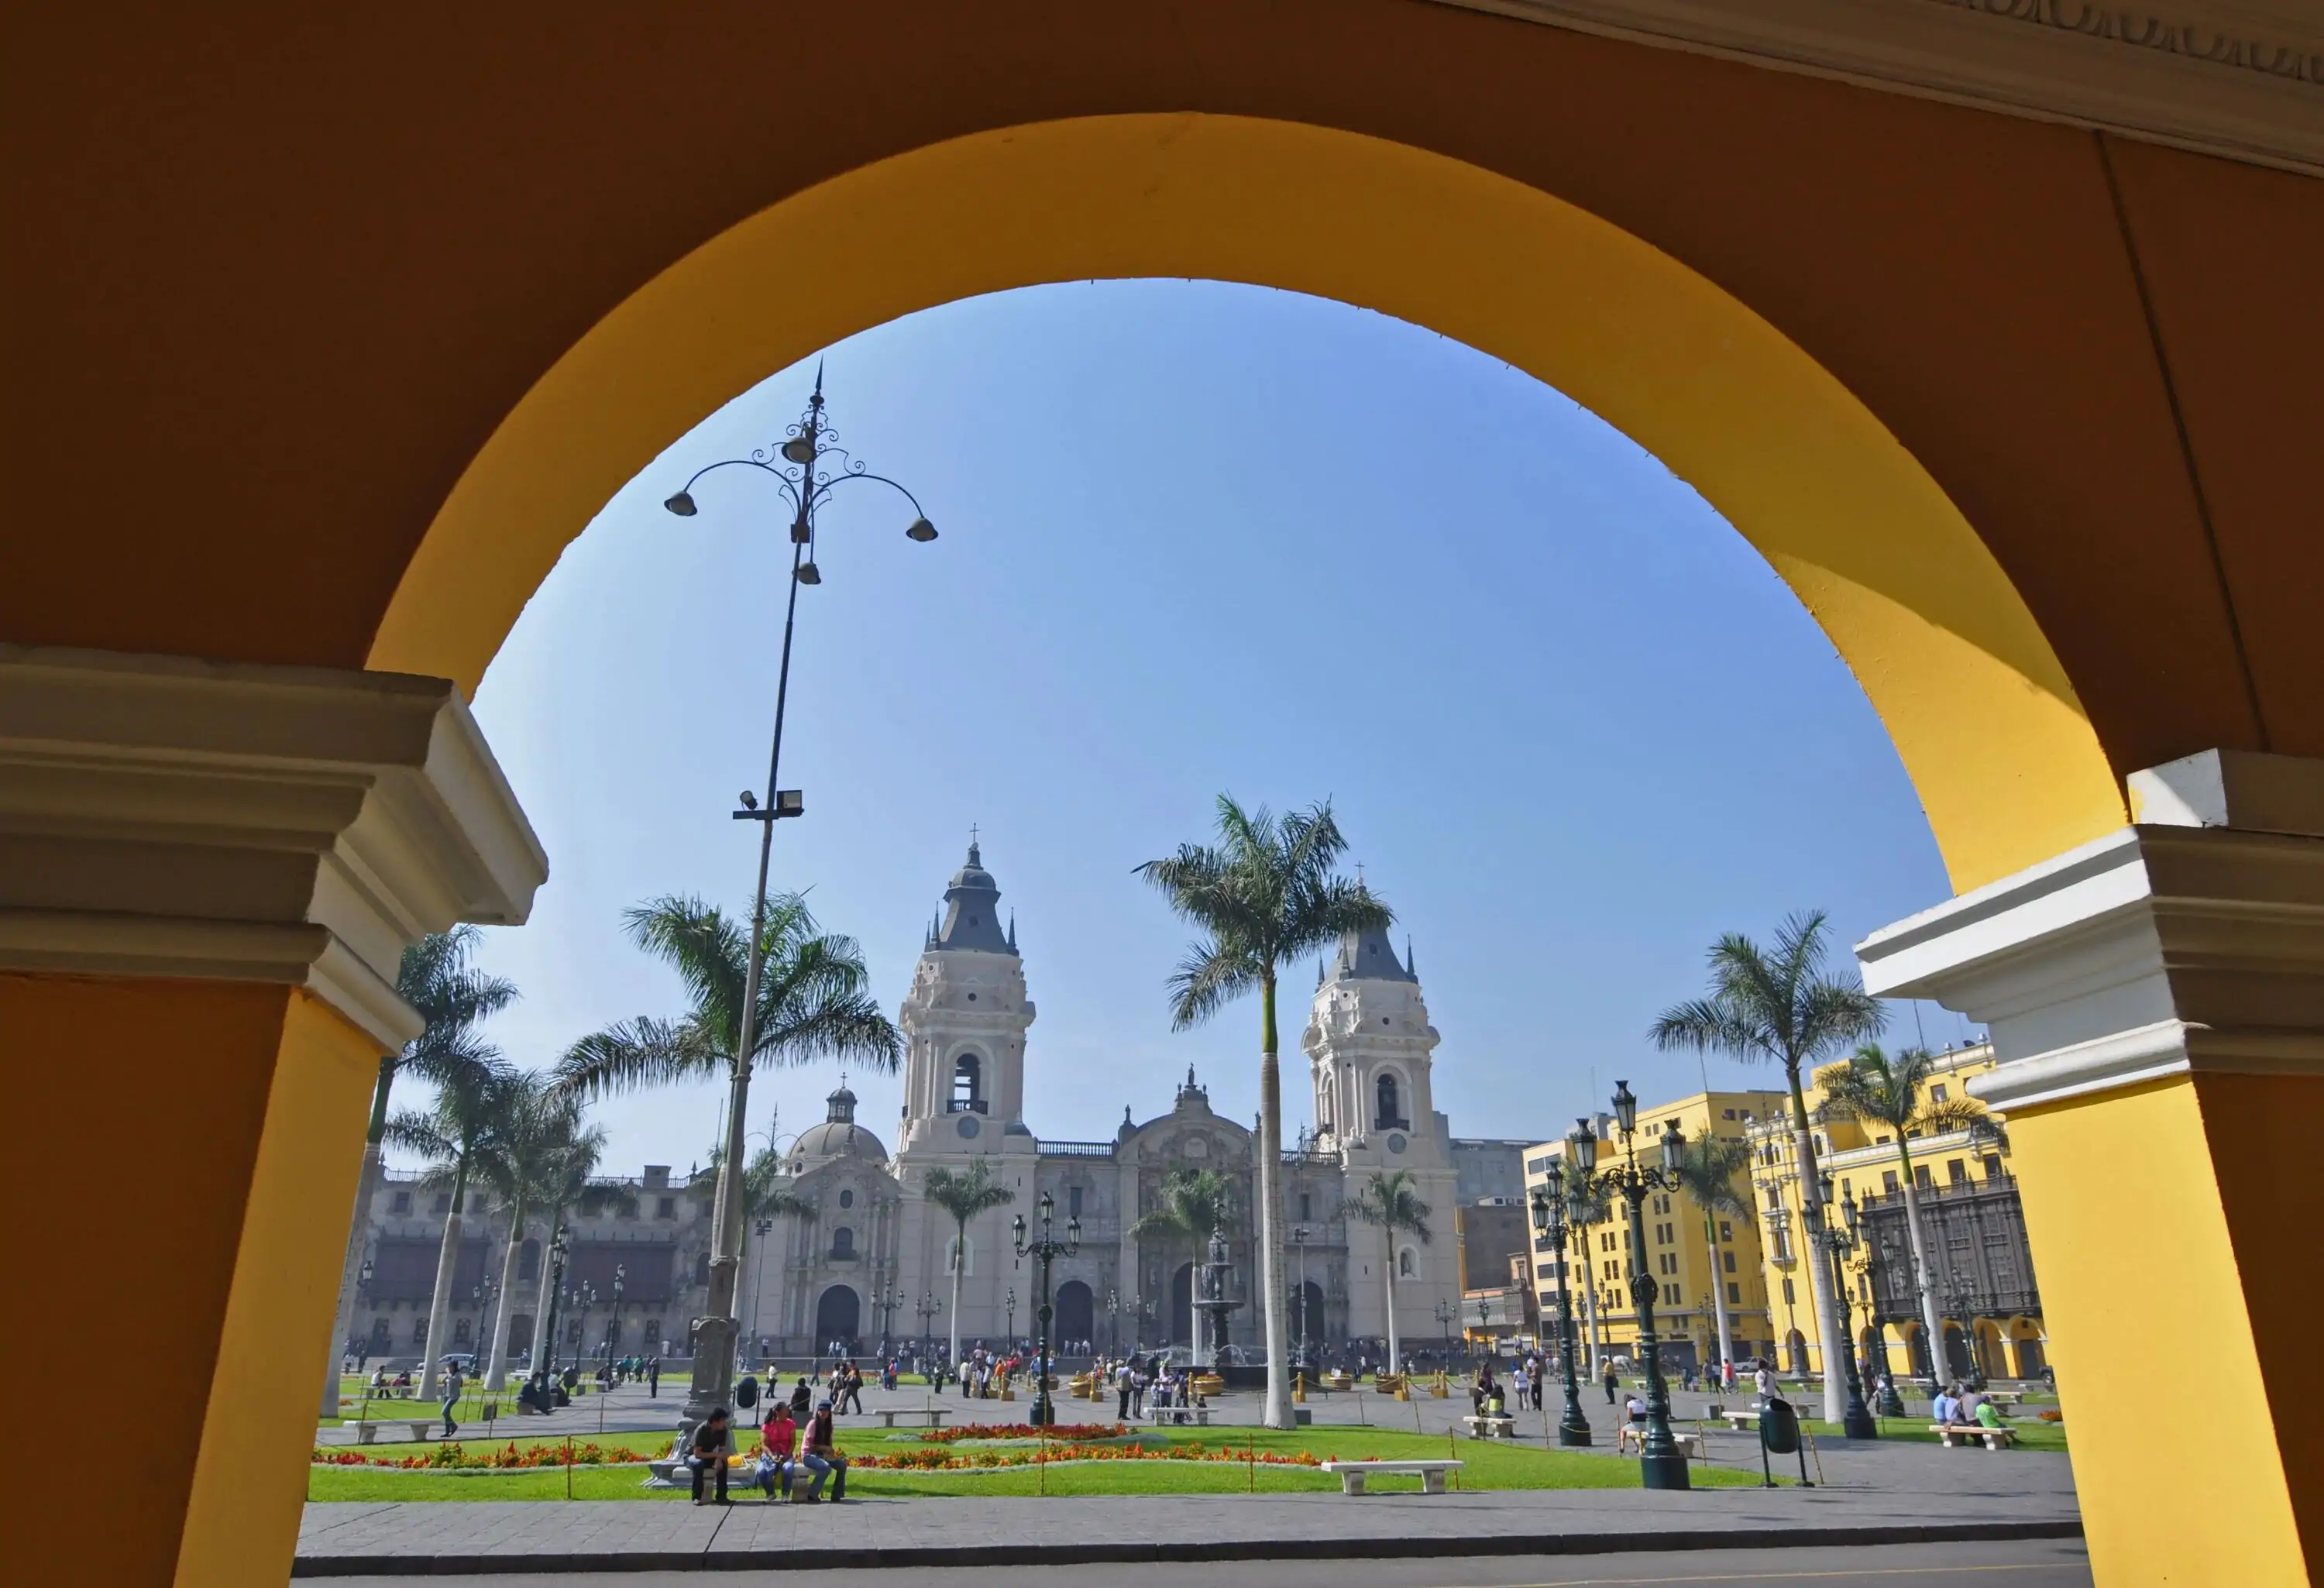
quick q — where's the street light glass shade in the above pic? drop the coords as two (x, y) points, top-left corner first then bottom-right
(1660, 1118), (1686, 1171)
(795, 560), (821, 585)
(781, 436), (816, 464)
(1569, 1122), (1598, 1174)
(1611, 1079), (1638, 1136)
(906, 516), (937, 542)
(1529, 1188), (1551, 1234)
(663, 491), (696, 517)
(1012, 1213), (1026, 1240)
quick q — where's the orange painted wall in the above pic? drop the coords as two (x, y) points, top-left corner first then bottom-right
(0, 974), (294, 1583)
(4, 2), (2320, 769)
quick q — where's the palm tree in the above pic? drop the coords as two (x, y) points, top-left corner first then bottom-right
(700, 1141), (814, 1358)
(473, 1077), (600, 1391)
(920, 1157), (1015, 1366)
(1128, 1167), (1237, 1358)
(1670, 1132), (1755, 1374)
(320, 926), (516, 1414)
(557, 893), (900, 1102)
(387, 1051), (514, 1399)
(1137, 796), (1391, 1428)
(1650, 910), (1884, 1423)
(1818, 1043), (1985, 1389)
(1347, 1168), (1432, 1374)
(524, 1126), (614, 1374)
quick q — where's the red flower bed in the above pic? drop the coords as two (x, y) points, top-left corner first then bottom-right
(313, 1440), (643, 1469)
(854, 1439), (1322, 1471)
(920, 1421), (1129, 1444)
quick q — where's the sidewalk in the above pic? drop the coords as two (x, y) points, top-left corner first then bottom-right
(297, 1480), (2081, 1576)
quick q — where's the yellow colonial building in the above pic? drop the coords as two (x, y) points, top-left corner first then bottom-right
(1523, 1088), (1786, 1376)
(1743, 1043), (2046, 1385)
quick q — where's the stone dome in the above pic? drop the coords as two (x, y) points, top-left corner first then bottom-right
(794, 1083), (887, 1164)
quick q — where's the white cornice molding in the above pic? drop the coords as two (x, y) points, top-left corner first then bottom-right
(0, 646), (548, 1051)
(1857, 752), (2324, 1112)
(1434, 0), (2324, 177)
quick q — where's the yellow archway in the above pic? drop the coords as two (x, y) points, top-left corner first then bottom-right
(368, 113), (2123, 893)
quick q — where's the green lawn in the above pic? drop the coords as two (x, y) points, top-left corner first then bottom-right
(1800, 1416), (2066, 1452)
(309, 1424), (1775, 1503)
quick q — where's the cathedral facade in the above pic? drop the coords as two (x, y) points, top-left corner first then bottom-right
(743, 844), (1495, 1362)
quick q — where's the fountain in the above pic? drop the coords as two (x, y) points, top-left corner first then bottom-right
(1192, 1225), (1248, 1377)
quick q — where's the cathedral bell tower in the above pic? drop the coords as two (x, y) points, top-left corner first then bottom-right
(897, 840), (1036, 1156)
(1301, 926), (1446, 1167)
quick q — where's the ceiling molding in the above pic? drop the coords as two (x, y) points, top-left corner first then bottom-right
(1432, 0), (2324, 176)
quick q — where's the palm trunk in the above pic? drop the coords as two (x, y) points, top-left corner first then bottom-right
(1896, 1139), (1948, 1389)
(1254, 974), (1294, 1428)
(1785, 1070), (1848, 1424)
(1705, 1211), (1734, 1370)
(484, 1195), (526, 1390)
(529, 1203), (562, 1371)
(947, 1220), (965, 1368)
(318, 1054), (397, 1416)
(416, 1157), (469, 1401)
(1381, 1225), (1401, 1374)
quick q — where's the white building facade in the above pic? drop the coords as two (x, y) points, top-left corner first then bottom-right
(744, 844), (1485, 1363)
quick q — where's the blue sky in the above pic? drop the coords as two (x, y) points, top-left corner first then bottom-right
(449, 279), (1976, 1176)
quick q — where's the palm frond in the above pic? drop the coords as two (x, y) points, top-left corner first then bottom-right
(554, 1017), (723, 1099)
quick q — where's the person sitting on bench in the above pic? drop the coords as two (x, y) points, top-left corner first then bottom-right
(687, 1409), (732, 1506)
(751, 1404), (798, 1498)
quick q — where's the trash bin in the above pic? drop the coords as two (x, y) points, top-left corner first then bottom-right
(1760, 1397), (1800, 1456)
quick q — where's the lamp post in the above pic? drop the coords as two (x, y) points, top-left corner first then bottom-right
(1811, 1183), (1880, 1438)
(1528, 1176), (1592, 1445)
(1855, 1214), (1909, 1415)
(1006, 1287), (1018, 1349)
(530, 1225), (569, 1408)
(604, 1263), (627, 1373)
(1432, 1297), (1455, 1367)
(1478, 1295), (1494, 1356)
(1012, 1190), (1082, 1425)
(1943, 1271), (1988, 1390)
(1291, 1226), (1310, 1367)
(1569, 1081), (1690, 1490)
(471, 1273), (499, 1378)
(663, 370), (939, 1442)
(569, 1281), (597, 1377)
(1106, 1287), (1120, 1357)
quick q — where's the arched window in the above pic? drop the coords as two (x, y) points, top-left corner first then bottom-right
(951, 1053), (985, 1114)
(830, 1225), (855, 1258)
(1375, 1071), (1404, 1129)
(1397, 1246), (1416, 1277)
(517, 1237), (541, 1281)
(838, 1188), (854, 1208)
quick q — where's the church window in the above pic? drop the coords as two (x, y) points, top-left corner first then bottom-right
(838, 1188), (854, 1208)
(1397, 1248), (1415, 1277)
(1374, 1073), (1404, 1129)
(1067, 1186), (1083, 1218)
(831, 1226), (854, 1258)
(1299, 1192), (1312, 1222)
(951, 1054), (985, 1114)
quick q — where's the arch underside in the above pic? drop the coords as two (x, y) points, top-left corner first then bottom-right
(370, 113), (2125, 893)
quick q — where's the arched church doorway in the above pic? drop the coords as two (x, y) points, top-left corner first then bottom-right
(1942, 1323), (1972, 1380)
(1170, 1264), (1193, 1347)
(1054, 1280), (1094, 1352)
(1300, 1281), (1326, 1348)
(814, 1286), (861, 1353)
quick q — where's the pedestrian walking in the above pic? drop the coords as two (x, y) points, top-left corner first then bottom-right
(648, 1356), (661, 1398)
(440, 1363), (465, 1437)
(1602, 1361), (1618, 1405)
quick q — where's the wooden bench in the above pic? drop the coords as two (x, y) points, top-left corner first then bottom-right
(1931, 1423), (2016, 1450)
(1461, 1414), (1516, 1439)
(1614, 1425), (1707, 1459)
(869, 1408), (952, 1429)
(1320, 1458), (1463, 1495)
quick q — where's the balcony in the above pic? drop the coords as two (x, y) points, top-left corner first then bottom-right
(1037, 1140), (1113, 1158)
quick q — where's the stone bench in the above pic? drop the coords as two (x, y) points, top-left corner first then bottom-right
(1723, 1411), (1759, 1431)
(1148, 1405), (1211, 1426)
(1932, 1423), (2016, 1450)
(868, 1408), (952, 1430)
(1320, 1458), (1463, 1495)
(1614, 1425), (1707, 1459)
(1461, 1414), (1516, 1438)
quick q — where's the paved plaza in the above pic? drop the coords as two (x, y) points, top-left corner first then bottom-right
(301, 1378), (2078, 1576)
(299, 1537), (2095, 1586)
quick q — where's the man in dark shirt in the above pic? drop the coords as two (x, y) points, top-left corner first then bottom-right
(688, 1409), (732, 1505)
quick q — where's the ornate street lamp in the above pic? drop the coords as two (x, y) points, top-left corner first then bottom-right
(1567, 1082), (1691, 1489)
(1012, 1189), (1082, 1425)
(1433, 1296), (1456, 1366)
(1813, 1182), (1880, 1437)
(1006, 1286), (1018, 1346)
(663, 369), (939, 1442)
(1530, 1174), (1593, 1445)
(1290, 1227), (1311, 1368)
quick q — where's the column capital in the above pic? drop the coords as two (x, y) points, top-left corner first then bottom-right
(0, 645), (547, 1050)
(1858, 751), (2324, 1113)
